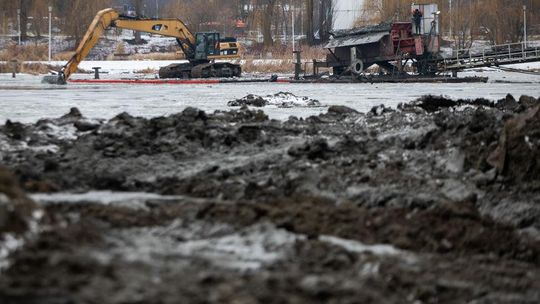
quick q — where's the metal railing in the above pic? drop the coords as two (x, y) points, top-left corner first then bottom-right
(443, 42), (540, 70)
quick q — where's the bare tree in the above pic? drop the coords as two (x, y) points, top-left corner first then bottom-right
(29, 0), (49, 38)
(61, 0), (112, 42)
(19, 0), (32, 41)
(481, 0), (524, 45)
(261, 0), (277, 47)
(318, 0), (334, 42)
(133, 0), (144, 44)
(305, 0), (314, 45)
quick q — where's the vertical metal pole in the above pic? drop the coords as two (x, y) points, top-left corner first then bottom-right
(156, 0), (159, 18)
(11, 60), (17, 78)
(48, 6), (52, 62)
(17, 9), (21, 45)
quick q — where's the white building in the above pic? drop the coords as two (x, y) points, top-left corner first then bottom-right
(333, 0), (364, 30)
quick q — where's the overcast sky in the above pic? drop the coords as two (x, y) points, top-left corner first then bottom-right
(334, 0), (364, 29)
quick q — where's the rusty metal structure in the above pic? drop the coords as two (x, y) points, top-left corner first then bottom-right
(314, 20), (440, 77)
(313, 3), (540, 80)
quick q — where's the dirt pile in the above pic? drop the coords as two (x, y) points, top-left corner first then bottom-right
(0, 95), (540, 303)
(0, 167), (40, 235)
(0, 166), (43, 274)
(228, 92), (322, 108)
(489, 105), (540, 184)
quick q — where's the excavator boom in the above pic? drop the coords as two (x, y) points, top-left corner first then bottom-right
(43, 8), (240, 84)
(113, 19), (196, 59)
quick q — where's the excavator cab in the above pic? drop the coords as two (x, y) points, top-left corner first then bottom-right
(195, 32), (220, 61)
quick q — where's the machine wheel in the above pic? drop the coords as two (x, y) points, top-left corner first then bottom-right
(351, 60), (364, 75)
(233, 67), (242, 77)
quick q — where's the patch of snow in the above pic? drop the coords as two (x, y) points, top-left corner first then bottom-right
(177, 223), (302, 270)
(0, 234), (25, 271)
(229, 92), (323, 108)
(0, 213), (44, 271)
(30, 191), (186, 209)
(265, 92), (323, 108)
(436, 148), (466, 174)
(319, 235), (400, 255)
(319, 235), (418, 264)
(0, 134), (59, 155)
(0, 134), (29, 153)
(359, 262), (381, 277)
(29, 144), (59, 153)
(376, 124), (437, 142)
(107, 222), (304, 271)
(38, 122), (78, 141)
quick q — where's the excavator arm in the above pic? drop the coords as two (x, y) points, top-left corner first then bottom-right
(44, 8), (199, 84)
(44, 8), (119, 84)
(113, 19), (196, 58)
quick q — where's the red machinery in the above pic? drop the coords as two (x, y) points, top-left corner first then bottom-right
(314, 5), (441, 77)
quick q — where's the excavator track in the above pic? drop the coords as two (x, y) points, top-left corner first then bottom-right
(158, 63), (194, 79)
(159, 62), (241, 79)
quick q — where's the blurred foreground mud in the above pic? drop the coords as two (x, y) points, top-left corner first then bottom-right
(1, 94), (539, 303)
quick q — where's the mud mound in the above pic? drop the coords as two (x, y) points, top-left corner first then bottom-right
(195, 198), (539, 263)
(488, 105), (540, 184)
(408, 95), (493, 112)
(0, 167), (40, 235)
(0, 167), (43, 272)
(409, 94), (539, 113)
(228, 92), (321, 108)
(1, 96), (540, 303)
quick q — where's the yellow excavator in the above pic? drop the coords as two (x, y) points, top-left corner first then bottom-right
(43, 8), (241, 84)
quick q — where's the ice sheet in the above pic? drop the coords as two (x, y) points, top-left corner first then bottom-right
(0, 70), (539, 124)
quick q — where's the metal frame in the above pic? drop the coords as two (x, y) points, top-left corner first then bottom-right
(443, 42), (540, 71)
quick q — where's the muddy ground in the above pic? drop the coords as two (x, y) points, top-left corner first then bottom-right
(0, 93), (540, 303)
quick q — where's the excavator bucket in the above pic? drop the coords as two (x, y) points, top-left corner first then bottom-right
(42, 74), (66, 85)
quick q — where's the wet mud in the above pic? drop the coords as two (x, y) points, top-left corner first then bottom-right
(1, 94), (540, 303)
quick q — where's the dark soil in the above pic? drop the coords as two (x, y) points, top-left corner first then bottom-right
(0, 94), (539, 303)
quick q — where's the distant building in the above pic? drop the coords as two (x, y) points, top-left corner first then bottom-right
(112, 0), (170, 18)
(334, 0), (364, 30)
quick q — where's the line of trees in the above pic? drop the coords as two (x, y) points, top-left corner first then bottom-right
(162, 0), (335, 47)
(0, 0), (336, 48)
(360, 0), (540, 47)
(2, 0), (538, 51)
(0, 0), (113, 41)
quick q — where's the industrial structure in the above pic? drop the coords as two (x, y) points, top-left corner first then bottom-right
(314, 4), (442, 77)
(312, 3), (540, 80)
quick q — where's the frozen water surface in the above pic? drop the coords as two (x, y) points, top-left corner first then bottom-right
(0, 69), (539, 123)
